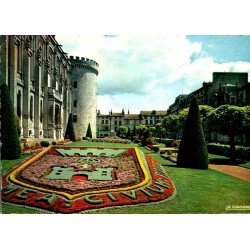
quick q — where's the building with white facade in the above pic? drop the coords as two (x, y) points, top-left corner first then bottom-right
(96, 109), (167, 137)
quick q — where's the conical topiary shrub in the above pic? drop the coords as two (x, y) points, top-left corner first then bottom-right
(86, 123), (92, 138)
(126, 127), (131, 139)
(64, 113), (76, 142)
(142, 128), (152, 146)
(177, 96), (208, 169)
(0, 84), (21, 159)
(131, 125), (137, 140)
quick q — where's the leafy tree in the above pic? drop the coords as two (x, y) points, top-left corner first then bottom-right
(177, 97), (208, 169)
(178, 105), (214, 139)
(136, 124), (148, 138)
(116, 126), (128, 137)
(161, 114), (180, 139)
(0, 84), (21, 159)
(178, 105), (214, 133)
(242, 106), (250, 132)
(207, 105), (246, 161)
(177, 109), (189, 133)
(86, 123), (93, 138)
(155, 123), (166, 141)
(149, 126), (156, 137)
(64, 113), (76, 142)
(242, 106), (250, 146)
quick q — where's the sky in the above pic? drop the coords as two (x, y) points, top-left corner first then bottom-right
(56, 35), (250, 115)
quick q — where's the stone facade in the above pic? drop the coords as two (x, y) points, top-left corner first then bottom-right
(167, 72), (250, 114)
(0, 35), (98, 140)
(69, 56), (99, 139)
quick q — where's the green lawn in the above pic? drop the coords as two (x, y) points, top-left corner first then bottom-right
(1, 154), (32, 175)
(1, 141), (250, 214)
(239, 161), (250, 169)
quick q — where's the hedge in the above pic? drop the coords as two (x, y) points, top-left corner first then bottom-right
(207, 143), (250, 161)
(40, 141), (50, 147)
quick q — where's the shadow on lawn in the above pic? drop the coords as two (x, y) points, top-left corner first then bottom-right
(160, 155), (247, 167)
(209, 158), (246, 166)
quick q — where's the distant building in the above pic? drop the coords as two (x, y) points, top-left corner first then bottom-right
(0, 35), (98, 140)
(168, 72), (250, 114)
(96, 109), (167, 137)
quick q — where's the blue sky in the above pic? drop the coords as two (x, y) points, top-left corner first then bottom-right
(56, 35), (250, 114)
(187, 36), (250, 63)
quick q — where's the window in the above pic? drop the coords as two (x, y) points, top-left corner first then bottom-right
(17, 90), (21, 117)
(73, 115), (77, 123)
(55, 105), (60, 125)
(102, 120), (104, 124)
(17, 44), (22, 73)
(73, 81), (77, 88)
(73, 100), (77, 108)
(40, 100), (43, 123)
(30, 54), (35, 81)
(106, 120), (108, 124)
(30, 96), (33, 120)
(119, 121), (122, 125)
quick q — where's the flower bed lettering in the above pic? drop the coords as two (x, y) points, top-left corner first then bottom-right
(2, 146), (176, 213)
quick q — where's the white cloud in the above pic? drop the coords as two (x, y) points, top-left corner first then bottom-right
(56, 35), (250, 114)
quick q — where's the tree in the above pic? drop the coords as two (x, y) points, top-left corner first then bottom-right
(242, 106), (250, 146)
(131, 125), (137, 140)
(178, 105), (214, 139)
(177, 97), (208, 169)
(207, 105), (246, 161)
(149, 126), (156, 137)
(242, 106), (250, 132)
(64, 113), (76, 142)
(142, 127), (152, 146)
(126, 127), (131, 139)
(86, 123), (93, 138)
(155, 123), (166, 141)
(0, 84), (21, 159)
(162, 114), (180, 139)
(136, 124), (148, 138)
(116, 126), (128, 138)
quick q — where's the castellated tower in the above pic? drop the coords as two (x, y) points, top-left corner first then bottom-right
(69, 56), (99, 139)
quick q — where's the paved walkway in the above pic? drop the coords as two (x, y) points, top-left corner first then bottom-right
(209, 164), (250, 182)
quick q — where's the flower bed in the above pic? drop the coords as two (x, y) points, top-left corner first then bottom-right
(22, 146), (45, 155)
(89, 138), (131, 144)
(2, 146), (175, 213)
(57, 140), (71, 145)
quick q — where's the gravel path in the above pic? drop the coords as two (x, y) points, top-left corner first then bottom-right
(209, 164), (250, 182)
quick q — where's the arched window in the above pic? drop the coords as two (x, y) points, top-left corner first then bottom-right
(30, 96), (33, 120)
(55, 105), (60, 125)
(17, 44), (22, 73)
(17, 90), (22, 117)
(40, 100), (43, 123)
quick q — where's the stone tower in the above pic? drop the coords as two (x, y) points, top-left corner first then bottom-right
(69, 56), (99, 138)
